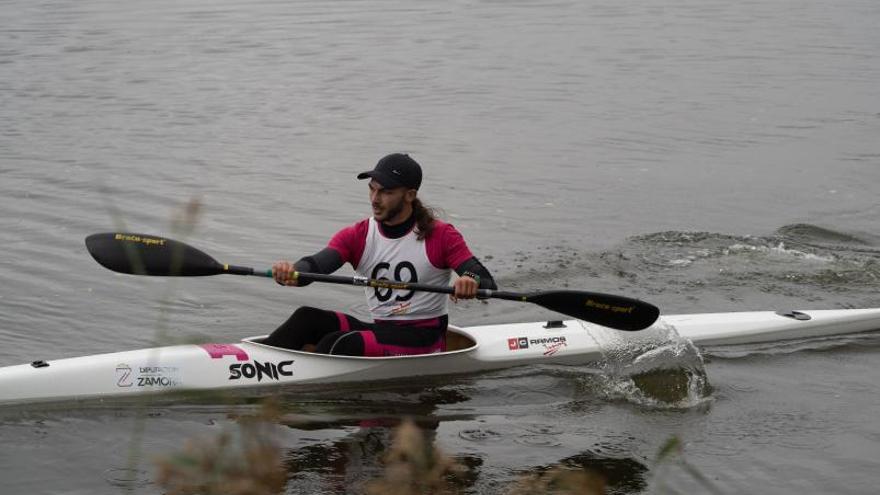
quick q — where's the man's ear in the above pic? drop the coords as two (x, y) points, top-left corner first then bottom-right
(405, 189), (418, 202)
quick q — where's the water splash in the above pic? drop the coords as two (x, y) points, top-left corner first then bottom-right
(628, 225), (880, 292)
(581, 319), (712, 410)
(491, 224), (880, 314)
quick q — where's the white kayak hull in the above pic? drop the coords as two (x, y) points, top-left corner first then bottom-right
(1, 308), (879, 405)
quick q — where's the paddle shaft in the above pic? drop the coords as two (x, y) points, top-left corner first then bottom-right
(230, 265), (642, 314)
(226, 265), (511, 299)
(85, 232), (660, 330)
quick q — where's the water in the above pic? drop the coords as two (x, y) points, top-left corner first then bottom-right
(2, 0), (879, 493)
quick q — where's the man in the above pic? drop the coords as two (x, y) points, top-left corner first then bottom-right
(264, 153), (497, 356)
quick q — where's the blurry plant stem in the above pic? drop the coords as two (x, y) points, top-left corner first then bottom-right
(155, 398), (286, 495)
(101, 196), (204, 491)
(508, 467), (606, 495)
(654, 436), (723, 495)
(365, 418), (467, 495)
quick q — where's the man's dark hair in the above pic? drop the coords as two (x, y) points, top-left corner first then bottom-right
(412, 198), (438, 240)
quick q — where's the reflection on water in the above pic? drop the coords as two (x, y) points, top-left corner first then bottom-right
(278, 413), (650, 494)
(510, 450), (649, 495)
(202, 377), (659, 493)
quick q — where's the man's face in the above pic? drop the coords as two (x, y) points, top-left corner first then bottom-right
(368, 180), (412, 223)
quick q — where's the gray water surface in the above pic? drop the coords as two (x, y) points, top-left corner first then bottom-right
(2, 0), (879, 493)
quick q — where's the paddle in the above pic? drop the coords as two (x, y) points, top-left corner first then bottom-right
(85, 232), (660, 331)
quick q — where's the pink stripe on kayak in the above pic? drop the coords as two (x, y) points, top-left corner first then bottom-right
(358, 331), (444, 357)
(408, 317), (440, 328)
(375, 338), (445, 356)
(360, 331), (382, 357)
(373, 317), (440, 328)
(335, 311), (351, 332)
(200, 344), (249, 361)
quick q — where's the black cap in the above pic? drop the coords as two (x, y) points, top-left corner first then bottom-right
(357, 153), (423, 190)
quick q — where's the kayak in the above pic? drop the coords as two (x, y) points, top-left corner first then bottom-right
(1, 308), (878, 406)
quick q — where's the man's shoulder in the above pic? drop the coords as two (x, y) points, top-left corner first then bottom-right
(328, 218), (372, 265)
(427, 218), (453, 232)
(334, 218), (371, 235)
(426, 219), (460, 238)
(329, 218), (370, 246)
(424, 219), (472, 268)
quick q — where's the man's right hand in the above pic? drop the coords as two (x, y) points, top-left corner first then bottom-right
(273, 261), (299, 286)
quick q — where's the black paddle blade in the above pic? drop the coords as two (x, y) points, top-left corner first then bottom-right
(85, 233), (224, 276)
(527, 290), (660, 331)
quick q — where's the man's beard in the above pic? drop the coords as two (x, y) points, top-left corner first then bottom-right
(375, 196), (406, 224)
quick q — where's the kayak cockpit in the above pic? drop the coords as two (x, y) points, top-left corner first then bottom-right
(239, 325), (478, 357)
(445, 326), (476, 351)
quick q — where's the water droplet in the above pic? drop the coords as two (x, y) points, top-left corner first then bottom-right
(103, 468), (151, 488)
(459, 428), (503, 442)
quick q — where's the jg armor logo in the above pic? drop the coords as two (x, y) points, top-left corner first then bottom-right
(508, 336), (567, 356)
(507, 337), (530, 350)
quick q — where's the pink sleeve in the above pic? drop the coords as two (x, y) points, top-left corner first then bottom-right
(426, 221), (474, 269)
(328, 219), (369, 268)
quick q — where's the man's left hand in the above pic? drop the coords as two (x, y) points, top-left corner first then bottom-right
(451, 276), (479, 302)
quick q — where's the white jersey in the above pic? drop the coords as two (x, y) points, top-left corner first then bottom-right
(356, 218), (451, 320)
